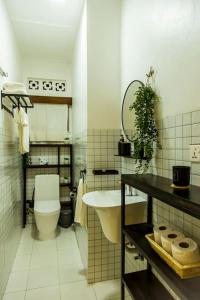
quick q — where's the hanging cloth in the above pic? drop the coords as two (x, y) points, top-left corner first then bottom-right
(14, 107), (29, 154)
(74, 178), (88, 228)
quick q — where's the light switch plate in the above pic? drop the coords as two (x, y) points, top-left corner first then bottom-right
(190, 144), (200, 162)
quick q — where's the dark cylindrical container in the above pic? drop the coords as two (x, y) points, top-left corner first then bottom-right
(118, 142), (131, 156)
(173, 166), (190, 187)
(59, 205), (72, 228)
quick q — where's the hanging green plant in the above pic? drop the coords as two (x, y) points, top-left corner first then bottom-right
(129, 67), (160, 173)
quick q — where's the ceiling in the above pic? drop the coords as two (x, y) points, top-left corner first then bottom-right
(5, 0), (84, 62)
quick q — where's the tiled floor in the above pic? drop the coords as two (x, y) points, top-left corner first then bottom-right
(3, 225), (131, 300)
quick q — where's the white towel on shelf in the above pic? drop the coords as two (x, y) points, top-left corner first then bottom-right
(3, 82), (27, 95)
(14, 108), (29, 154)
(74, 178), (87, 228)
(3, 88), (28, 95)
(3, 81), (25, 90)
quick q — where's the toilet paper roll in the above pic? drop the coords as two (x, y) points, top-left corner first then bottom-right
(161, 230), (185, 254)
(153, 223), (171, 245)
(172, 238), (200, 265)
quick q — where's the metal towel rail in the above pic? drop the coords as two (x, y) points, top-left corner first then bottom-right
(1, 91), (34, 116)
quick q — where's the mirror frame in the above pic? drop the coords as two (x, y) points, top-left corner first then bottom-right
(121, 80), (144, 142)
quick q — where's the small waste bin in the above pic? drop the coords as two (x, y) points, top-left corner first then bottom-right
(59, 203), (72, 228)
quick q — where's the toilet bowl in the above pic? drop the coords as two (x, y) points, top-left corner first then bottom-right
(34, 174), (61, 240)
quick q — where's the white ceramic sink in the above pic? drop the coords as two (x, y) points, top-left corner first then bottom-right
(82, 190), (146, 243)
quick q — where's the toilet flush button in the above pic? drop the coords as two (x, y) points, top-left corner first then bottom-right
(190, 144), (200, 162)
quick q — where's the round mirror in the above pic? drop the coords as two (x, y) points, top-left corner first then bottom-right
(122, 80), (144, 142)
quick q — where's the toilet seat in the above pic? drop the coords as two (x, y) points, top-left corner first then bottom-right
(34, 201), (60, 214)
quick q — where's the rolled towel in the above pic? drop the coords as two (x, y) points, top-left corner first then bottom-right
(3, 81), (25, 90)
(172, 238), (200, 265)
(74, 178), (87, 228)
(3, 88), (28, 95)
(161, 230), (185, 254)
(153, 223), (171, 245)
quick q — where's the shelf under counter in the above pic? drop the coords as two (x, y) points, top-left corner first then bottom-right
(123, 223), (200, 300)
(123, 270), (173, 300)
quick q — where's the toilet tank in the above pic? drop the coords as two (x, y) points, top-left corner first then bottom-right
(35, 174), (59, 201)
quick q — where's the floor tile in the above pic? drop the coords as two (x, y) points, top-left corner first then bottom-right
(5, 271), (28, 293)
(30, 252), (57, 269)
(32, 239), (57, 253)
(58, 263), (86, 284)
(93, 279), (120, 300)
(17, 242), (33, 256)
(27, 267), (59, 289)
(58, 249), (82, 266)
(31, 246), (57, 256)
(60, 281), (96, 300)
(93, 280), (131, 300)
(3, 291), (25, 300)
(4, 225), (127, 300)
(12, 255), (31, 272)
(25, 286), (60, 300)
(56, 229), (77, 244)
(56, 238), (78, 251)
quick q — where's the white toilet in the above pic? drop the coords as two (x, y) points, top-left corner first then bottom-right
(34, 174), (61, 240)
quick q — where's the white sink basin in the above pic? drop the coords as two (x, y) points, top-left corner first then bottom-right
(82, 190), (147, 243)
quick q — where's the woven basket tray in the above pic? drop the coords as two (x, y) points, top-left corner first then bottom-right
(145, 233), (200, 279)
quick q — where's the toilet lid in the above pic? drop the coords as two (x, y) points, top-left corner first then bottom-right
(34, 201), (60, 213)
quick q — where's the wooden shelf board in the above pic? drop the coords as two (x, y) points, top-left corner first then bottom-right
(30, 95), (72, 105)
(123, 271), (173, 300)
(123, 223), (200, 300)
(121, 174), (200, 220)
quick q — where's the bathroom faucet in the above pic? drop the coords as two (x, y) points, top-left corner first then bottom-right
(126, 185), (138, 196)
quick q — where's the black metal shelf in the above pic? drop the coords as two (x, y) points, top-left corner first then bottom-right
(115, 155), (148, 160)
(121, 174), (200, 300)
(23, 143), (73, 227)
(123, 271), (173, 300)
(25, 164), (71, 169)
(115, 154), (134, 158)
(1, 91), (33, 116)
(30, 143), (72, 148)
(122, 174), (200, 220)
(93, 169), (118, 175)
(124, 223), (200, 300)
(60, 183), (71, 187)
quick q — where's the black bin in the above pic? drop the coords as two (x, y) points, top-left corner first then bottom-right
(59, 203), (72, 228)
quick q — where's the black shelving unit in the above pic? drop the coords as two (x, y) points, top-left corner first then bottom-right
(121, 174), (200, 300)
(1, 91), (34, 116)
(23, 143), (73, 227)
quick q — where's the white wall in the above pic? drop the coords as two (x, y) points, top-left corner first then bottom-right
(121, 0), (200, 118)
(0, 1), (23, 298)
(23, 58), (72, 141)
(22, 57), (72, 96)
(72, 0), (121, 132)
(0, 0), (21, 86)
(87, 0), (121, 129)
(72, 1), (87, 135)
(0, 0), (22, 128)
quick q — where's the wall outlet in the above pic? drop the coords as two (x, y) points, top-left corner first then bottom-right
(190, 144), (200, 162)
